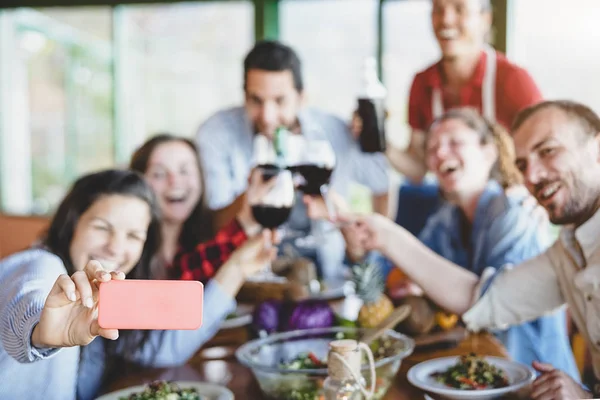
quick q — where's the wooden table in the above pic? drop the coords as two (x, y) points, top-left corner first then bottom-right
(106, 328), (515, 399)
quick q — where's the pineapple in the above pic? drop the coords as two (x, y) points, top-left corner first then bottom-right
(352, 261), (394, 328)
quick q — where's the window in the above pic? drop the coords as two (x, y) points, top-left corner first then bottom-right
(280, 0), (380, 211)
(117, 1), (254, 151)
(382, 0), (439, 148)
(509, 0), (600, 113)
(6, 7), (114, 215)
(280, 0), (378, 120)
(0, 2), (253, 215)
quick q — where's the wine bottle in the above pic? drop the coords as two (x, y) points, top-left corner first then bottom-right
(357, 57), (387, 153)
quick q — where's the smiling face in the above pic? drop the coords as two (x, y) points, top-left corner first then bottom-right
(426, 117), (496, 199)
(513, 107), (600, 225)
(69, 194), (150, 274)
(144, 141), (202, 225)
(244, 69), (303, 139)
(431, 0), (491, 60)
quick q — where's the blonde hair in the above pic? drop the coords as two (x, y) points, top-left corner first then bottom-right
(427, 107), (523, 189)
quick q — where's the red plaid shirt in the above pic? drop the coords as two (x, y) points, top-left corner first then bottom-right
(172, 218), (248, 283)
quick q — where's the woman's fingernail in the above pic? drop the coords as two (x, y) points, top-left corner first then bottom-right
(85, 298), (94, 308)
(68, 292), (76, 302)
(101, 273), (111, 280)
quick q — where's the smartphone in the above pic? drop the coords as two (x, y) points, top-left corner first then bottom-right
(98, 280), (203, 330)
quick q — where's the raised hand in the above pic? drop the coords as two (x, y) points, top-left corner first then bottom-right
(350, 111), (363, 140)
(303, 190), (349, 221)
(228, 229), (279, 279)
(31, 260), (125, 349)
(238, 168), (279, 235)
(340, 213), (393, 253)
(246, 168), (278, 206)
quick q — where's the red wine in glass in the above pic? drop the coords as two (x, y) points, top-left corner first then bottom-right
(251, 205), (293, 229)
(291, 164), (333, 195)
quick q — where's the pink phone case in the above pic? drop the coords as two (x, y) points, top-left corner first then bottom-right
(98, 280), (203, 330)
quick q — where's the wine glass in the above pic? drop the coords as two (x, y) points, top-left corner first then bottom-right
(247, 167), (295, 281)
(291, 139), (337, 248)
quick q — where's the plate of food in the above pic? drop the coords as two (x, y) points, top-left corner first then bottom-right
(97, 380), (234, 400)
(407, 353), (535, 400)
(220, 303), (254, 329)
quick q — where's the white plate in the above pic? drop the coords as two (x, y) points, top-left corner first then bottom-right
(96, 381), (234, 400)
(310, 279), (355, 301)
(220, 304), (254, 329)
(407, 356), (535, 400)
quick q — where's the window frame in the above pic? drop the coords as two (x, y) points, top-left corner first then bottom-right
(0, 0), (508, 215)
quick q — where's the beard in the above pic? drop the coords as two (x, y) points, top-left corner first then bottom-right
(543, 177), (600, 226)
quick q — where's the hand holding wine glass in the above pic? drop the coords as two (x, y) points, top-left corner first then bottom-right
(237, 168), (279, 236)
(250, 167), (295, 230)
(302, 190), (349, 221)
(247, 167), (295, 280)
(294, 139), (335, 191)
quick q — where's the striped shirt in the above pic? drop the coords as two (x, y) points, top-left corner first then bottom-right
(0, 249), (236, 400)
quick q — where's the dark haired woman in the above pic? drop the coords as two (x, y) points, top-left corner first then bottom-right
(0, 169), (276, 399)
(130, 134), (271, 282)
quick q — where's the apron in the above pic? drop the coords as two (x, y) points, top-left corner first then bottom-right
(431, 46), (497, 120)
(403, 47), (498, 238)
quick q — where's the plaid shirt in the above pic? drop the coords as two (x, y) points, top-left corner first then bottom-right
(172, 218), (247, 283)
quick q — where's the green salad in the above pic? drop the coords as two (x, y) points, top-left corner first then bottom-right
(270, 333), (399, 400)
(278, 333), (396, 371)
(431, 353), (509, 390)
(119, 381), (205, 400)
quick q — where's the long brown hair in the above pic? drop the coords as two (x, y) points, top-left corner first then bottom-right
(130, 134), (216, 249)
(427, 107), (523, 189)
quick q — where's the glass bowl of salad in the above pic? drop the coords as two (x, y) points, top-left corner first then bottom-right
(235, 326), (414, 400)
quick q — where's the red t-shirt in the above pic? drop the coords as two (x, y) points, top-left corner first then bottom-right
(408, 50), (543, 132)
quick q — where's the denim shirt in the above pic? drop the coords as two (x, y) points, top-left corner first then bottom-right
(418, 181), (580, 380)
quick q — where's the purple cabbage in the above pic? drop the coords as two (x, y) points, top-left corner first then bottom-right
(253, 299), (335, 334)
(252, 300), (282, 334)
(284, 300), (335, 331)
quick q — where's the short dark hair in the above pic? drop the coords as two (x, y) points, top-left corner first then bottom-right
(432, 0), (492, 11)
(243, 40), (303, 92)
(130, 133), (216, 249)
(511, 100), (600, 139)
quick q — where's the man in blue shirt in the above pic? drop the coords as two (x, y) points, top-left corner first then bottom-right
(196, 40), (389, 278)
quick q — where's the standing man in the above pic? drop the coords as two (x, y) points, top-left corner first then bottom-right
(388, 0), (543, 234)
(196, 40), (389, 278)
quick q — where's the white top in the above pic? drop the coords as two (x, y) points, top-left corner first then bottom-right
(464, 207), (600, 380)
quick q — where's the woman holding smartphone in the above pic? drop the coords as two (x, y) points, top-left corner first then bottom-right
(0, 169), (276, 400)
